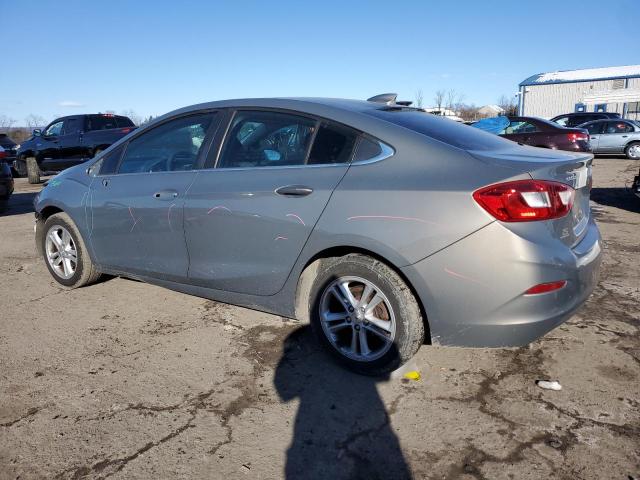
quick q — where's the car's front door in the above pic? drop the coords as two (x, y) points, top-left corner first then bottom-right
(183, 109), (358, 296)
(597, 121), (635, 153)
(57, 116), (85, 168)
(88, 112), (219, 281)
(37, 120), (64, 170)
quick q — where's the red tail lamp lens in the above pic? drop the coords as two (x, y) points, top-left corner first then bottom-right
(473, 180), (575, 222)
(524, 281), (567, 295)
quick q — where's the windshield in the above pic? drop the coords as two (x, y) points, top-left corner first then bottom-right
(365, 109), (514, 151)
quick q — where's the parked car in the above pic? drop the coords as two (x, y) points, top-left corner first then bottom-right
(0, 146), (15, 201)
(0, 133), (18, 174)
(551, 112), (621, 128)
(577, 119), (640, 159)
(474, 116), (591, 152)
(15, 114), (136, 184)
(632, 168), (640, 199)
(33, 96), (602, 375)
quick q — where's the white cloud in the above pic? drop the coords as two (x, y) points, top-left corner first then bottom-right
(58, 100), (85, 108)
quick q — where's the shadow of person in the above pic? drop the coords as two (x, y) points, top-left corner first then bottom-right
(274, 325), (412, 480)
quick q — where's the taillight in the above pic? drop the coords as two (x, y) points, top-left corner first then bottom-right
(473, 180), (575, 222)
(0, 151), (6, 159)
(567, 132), (589, 142)
(121, 128), (132, 134)
(524, 280), (567, 295)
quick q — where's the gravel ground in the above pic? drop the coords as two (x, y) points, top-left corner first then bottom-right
(1, 158), (639, 480)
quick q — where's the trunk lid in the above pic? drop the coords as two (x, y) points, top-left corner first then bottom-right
(469, 145), (593, 247)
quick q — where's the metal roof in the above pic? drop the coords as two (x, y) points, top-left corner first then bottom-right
(520, 65), (640, 86)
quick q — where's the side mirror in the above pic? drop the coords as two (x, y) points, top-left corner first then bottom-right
(33, 129), (42, 137)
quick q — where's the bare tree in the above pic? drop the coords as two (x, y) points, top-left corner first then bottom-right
(433, 90), (445, 112)
(120, 109), (142, 126)
(498, 94), (518, 116)
(0, 115), (16, 131)
(415, 89), (424, 109)
(24, 114), (46, 129)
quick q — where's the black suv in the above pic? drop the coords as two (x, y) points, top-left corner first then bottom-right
(16, 114), (135, 184)
(550, 112), (621, 128)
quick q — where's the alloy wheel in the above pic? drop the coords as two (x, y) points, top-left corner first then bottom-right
(319, 276), (396, 362)
(45, 225), (77, 279)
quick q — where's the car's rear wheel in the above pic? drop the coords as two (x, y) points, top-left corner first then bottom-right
(309, 254), (425, 376)
(40, 213), (101, 288)
(26, 156), (41, 184)
(625, 142), (640, 160)
(14, 157), (27, 177)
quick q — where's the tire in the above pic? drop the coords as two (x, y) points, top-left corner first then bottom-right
(308, 254), (425, 376)
(39, 212), (102, 288)
(26, 156), (41, 184)
(625, 142), (640, 160)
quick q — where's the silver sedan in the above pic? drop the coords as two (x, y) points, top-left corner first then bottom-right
(579, 119), (640, 159)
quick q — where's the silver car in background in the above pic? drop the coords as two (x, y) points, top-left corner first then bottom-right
(33, 95), (602, 375)
(579, 118), (640, 159)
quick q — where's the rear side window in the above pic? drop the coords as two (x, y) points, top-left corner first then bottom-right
(605, 121), (634, 134)
(583, 122), (604, 134)
(218, 111), (316, 168)
(502, 121), (538, 134)
(87, 115), (119, 131)
(366, 109), (511, 151)
(62, 117), (81, 135)
(554, 116), (569, 127)
(307, 123), (357, 164)
(115, 116), (135, 127)
(118, 113), (214, 173)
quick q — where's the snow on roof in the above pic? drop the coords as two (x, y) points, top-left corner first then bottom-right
(520, 65), (640, 86)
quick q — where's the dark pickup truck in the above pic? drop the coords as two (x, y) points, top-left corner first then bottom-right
(15, 114), (136, 183)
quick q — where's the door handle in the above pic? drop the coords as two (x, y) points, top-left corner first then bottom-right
(154, 190), (179, 200)
(622, 135), (628, 138)
(275, 185), (313, 197)
(102, 179), (109, 187)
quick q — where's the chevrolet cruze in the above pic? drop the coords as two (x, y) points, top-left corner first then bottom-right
(34, 95), (602, 375)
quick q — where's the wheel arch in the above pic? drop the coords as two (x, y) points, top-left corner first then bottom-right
(294, 245), (432, 344)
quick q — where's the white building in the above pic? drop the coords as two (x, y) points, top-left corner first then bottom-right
(518, 65), (640, 120)
(423, 107), (463, 122)
(477, 104), (505, 117)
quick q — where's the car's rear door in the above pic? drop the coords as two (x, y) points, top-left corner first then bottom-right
(183, 109), (357, 296)
(57, 116), (85, 167)
(583, 121), (605, 151)
(88, 111), (220, 281)
(598, 121), (635, 153)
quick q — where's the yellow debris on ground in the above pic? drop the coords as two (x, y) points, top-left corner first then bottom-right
(403, 371), (421, 381)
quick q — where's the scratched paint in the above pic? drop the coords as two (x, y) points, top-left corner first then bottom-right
(167, 203), (176, 232)
(443, 267), (485, 287)
(207, 205), (232, 214)
(347, 215), (435, 225)
(286, 213), (305, 226)
(274, 236), (288, 241)
(128, 206), (141, 232)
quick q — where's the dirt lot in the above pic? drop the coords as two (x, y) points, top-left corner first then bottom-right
(0, 159), (639, 480)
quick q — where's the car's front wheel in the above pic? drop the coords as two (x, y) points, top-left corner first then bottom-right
(40, 212), (102, 288)
(625, 142), (640, 160)
(26, 156), (41, 184)
(309, 254), (425, 376)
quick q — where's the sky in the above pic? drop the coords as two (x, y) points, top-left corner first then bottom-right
(1, 0), (639, 125)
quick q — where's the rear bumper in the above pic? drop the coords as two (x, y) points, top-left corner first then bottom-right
(401, 217), (602, 347)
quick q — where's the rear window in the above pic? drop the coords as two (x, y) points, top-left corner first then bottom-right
(366, 109), (512, 151)
(0, 135), (16, 148)
(87, 115), (134, 131)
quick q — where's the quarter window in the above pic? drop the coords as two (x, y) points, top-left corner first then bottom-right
(44, 121), (63, 137)
(118, 113), (214, 174)
(503, 121), (538, 134)
(308, 123), (357, 164)
(98, 145), (125, 175)
(353, 136), (383, 162)
(218, 111), (316, 168)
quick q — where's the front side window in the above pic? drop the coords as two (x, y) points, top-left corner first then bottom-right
(584, 122), (605, 135)
(44, 121), (63, 137)
(604, 121), (634, 134)
(118, 113), (214, 174)
(218, 111), (316, 168)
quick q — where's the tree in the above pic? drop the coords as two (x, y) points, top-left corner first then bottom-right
(120, 109), (142, 126)
(445, 89), (465, 115)
(415, 89), (424, 108)
(24, 114), (46, 129)
(433, 90), (445, 112)
(0, 115), (16, 131)
(498, 94), (518, 116)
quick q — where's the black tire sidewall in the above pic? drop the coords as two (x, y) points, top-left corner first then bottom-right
(41, 215), (85, 287)
(309, 257), (418, 376)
